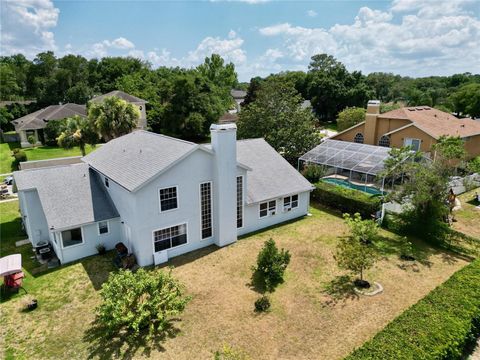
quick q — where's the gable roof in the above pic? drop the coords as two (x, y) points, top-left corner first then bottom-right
(14, 163), (119, 230)
(236, 139), (313, 204)
(379, 106), (480, 139)
(83, 131), (202, 192)
(90, 90), (147, 104)
(12, 103), (86, 131)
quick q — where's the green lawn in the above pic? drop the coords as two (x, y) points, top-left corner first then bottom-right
(453, 187), (480, 239)
(0, 200), (470, 359)
(0, 142), (97, 174)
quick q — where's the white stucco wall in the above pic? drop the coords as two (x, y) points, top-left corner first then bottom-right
(238, 191), (311, 237)
(20, 190), (50, 246)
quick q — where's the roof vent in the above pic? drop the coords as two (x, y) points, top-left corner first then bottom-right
(415, 107), (423, 111)
(460, 124), (465, 128)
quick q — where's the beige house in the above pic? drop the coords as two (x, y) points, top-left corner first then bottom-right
(90, 90), (148, 130)
(332, 100), (480, 159)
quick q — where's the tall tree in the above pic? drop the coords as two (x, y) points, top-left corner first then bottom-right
(57, 115), (99, 156)
(450, 83), (480, 118)
(237, 77), (320, 164)
(88, 96), (140, 141)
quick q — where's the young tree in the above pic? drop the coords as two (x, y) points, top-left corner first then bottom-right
(335, 213), (378, 286)
(252, 238), (291, 292)
(337, 107), (366, 131)
(97, 269), (190, 339)
(57, 115), (98, 156)
(237, 77), (320, 164)
(88, 96), (140, 141)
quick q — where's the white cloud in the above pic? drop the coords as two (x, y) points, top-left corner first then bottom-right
(0, 0), (59, 56)
(258, 2), (480, 76)
(306, 10), (317, 17)
(186, 32), (247, 64)
(110, 37), (135, 49)
(89, 37), (136, 57)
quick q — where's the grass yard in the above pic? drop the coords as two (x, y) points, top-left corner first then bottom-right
(453, 187), (480, 239)
(0, 200), (470, 360)
(0, 142), (97, 174)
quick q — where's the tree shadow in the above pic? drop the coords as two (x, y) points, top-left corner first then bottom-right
(247, 269), (267, 294)
(83, 318), (181, 360)
(322, 275), (359, 306)
(375, 235), (434, 268)
(81, 251), (117, 290)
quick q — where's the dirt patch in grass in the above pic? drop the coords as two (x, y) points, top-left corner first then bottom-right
(453, 187), (480, 239)
(0, 203), (469, 360)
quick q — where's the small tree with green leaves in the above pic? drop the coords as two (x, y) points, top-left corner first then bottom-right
(252, 239), (291, 292)
(57, 115), (98, 156)
(336, 107), (366, 132)
(335, 213), (378, 286)
(96, 268), (190, 339)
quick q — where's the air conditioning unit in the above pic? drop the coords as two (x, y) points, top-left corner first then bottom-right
(269, 211), (276, 216)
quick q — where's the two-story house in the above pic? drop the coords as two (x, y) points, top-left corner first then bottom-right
(13, 124), (313, 266)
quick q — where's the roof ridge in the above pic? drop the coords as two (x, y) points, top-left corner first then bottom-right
(135, 130), (197, 146)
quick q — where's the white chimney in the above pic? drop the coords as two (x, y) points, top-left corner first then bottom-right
(210, 123), (238, 247)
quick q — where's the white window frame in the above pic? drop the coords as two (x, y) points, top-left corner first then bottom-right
(60, 227), (85, 249)
(199, 181), (213, 240)
(354, 133), (364, 144)
(236, 175), (244, 229)
(158, 185), (179, 213)
(98, 220), (110, 236)
(152, 222), (188, 253)
(404, 138), (421, 151)
(259, 200), (277, 218)
(283, 194), (299, 212)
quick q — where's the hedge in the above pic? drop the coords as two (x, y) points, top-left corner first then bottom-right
(346, 259), (480, 360)
(311, 181), (381, 218)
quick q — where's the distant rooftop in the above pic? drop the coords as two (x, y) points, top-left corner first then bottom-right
(230, 89), (247, 99)
(90, 90), (148, 104)
(12, 103), (86, 131)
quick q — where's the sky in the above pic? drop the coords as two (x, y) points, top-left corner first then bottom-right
(1, 0), (479, 81)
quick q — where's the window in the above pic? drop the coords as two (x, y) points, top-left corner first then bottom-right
(153, 224), (187, 252)
(159, 186), (178, 212)
(404, 138), (421, 151)
(378, 135), (390, 147)
(61, 227), (83, 248)
(283, 194), (299, 211)
(260, 200), (276, 218)
(105, 177), (109, 188)
(237, 176), (243, 228)
(354, 133), (364, 144)
(200, 182), (212, 239)
(98, 221), (109, 235)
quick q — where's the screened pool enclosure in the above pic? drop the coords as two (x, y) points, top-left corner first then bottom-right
(299, 139), (414, 192)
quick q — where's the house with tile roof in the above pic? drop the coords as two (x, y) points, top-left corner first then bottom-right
(12, 103), (87, 148)
(14, 124), (313, 266)
(332, 101), (480, 159)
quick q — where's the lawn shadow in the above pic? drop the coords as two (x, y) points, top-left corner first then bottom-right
(160, 245), (220, 269)
(83, 318), (181, 360)
(81, 252), (117, 291)
(375, 235), (434, 268)
(322, 275), (359, 306)
(309, 201), (344, 219)
(247, 270), (267, 294)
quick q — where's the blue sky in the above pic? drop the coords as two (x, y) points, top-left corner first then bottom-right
(2, 0), (479, 81)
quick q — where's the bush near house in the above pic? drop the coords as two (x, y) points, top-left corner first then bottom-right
(12, 149), (27, 166)
(312, 182), (381, 218)
(346, 259), (480, 360)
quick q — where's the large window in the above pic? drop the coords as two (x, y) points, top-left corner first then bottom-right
(404, 138), (421, 151)
(61, 227), (83, 248)
(259, 200), (276, 218)
(153, 224), (187, 252)
(98, 221), (109, 235)
(237, 176), (243, 228)
(354, 133), (364, 144)
(159, 186), (178, 212)
(378, 135), (390, 147)
(200, 182), (212, 239)
(283, 194), (299, 211)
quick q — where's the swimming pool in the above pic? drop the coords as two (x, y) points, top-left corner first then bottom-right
(321, 178), (383, 195)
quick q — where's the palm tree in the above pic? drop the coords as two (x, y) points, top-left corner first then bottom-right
(57, 115), (98, 156)
(88, 96), (140, 142)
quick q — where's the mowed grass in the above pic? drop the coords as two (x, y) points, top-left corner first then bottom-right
(0, 201), (470, 360)
(0, 142), (97, 174)
(453, 187), (480, 239)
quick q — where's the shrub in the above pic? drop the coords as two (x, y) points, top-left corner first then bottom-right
(467, 156), (480, 174)
(27, 135), (36, 145)
(302, 164), (327, 183)
(254, 295), (271, 312)
(214, 344), (250, 360)
(12, 148), (20, 154)
(399, 237), (415, 260)
(96, 268), (190, 338)
(253, 239), (291, 292)
(312, 182), (381, 218)
(337, 107), (366, 132)
(12, 150), (27, 165)
(346, 259), (480, 360)
(44, 119), (67, 146)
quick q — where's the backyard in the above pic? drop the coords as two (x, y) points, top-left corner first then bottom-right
(453, 187), (480, 240)
(0, 142), (97, 174)
(0, 200), (471, 360)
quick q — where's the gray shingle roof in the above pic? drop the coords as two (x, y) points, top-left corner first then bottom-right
(14, 163), (119, 230)
(83, 131), (200, 191)
(90, 90), (147, 104)
(237, 139), (313, 204)
(12, 103), (86, 131)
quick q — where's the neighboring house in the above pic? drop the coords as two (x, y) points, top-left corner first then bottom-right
(230, 89), (247, 113)
(14, 124), (313, 266)
(90, 90), (148, 130)
(12, 103), (86, 148)
(332, 100), (480, 159)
